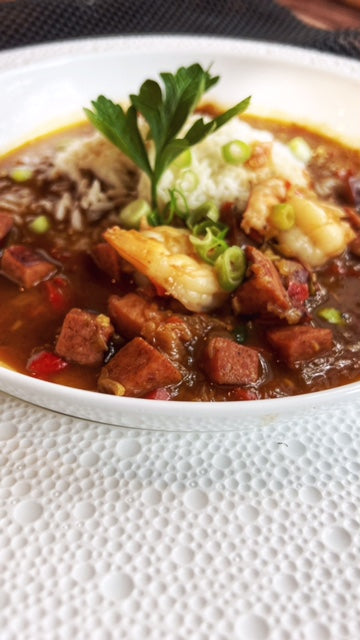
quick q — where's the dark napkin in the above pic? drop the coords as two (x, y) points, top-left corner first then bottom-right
(0, 0), (359, 58)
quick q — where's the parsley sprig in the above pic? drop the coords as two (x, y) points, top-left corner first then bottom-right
(84, 63), (250, 214)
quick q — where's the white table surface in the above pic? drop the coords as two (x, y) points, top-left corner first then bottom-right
(0, 390), (359, 640)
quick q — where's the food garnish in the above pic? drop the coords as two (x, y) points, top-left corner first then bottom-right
(84, 64), (250, 280)
(84, 63), (250, 216)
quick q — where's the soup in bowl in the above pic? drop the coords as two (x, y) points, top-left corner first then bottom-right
(0, 36), (359, 430)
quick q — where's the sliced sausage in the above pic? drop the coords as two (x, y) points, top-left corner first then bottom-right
(109, 293), (234, 366)
(1, 245), (56, 288)
(56, 308), (114, 366)
(108, 293), (165, 339)
(202, 336), (260, 385)
(267, 325), (333, 366)
(98, 336), (182, 397)
(232, 246), (300, 323)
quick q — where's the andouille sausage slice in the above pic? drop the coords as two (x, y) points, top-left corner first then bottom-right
(202, 336), (260, 385)
(1, 245), (56, 289)
(108, 293), (166, 339)
(267, 325), (333, 366)
(109, 293), (192, 364)
(232, 246), (299, 323)
(98, 336), (182, 397)
(56, 308), (114, 366)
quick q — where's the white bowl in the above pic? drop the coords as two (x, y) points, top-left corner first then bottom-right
(0, 35), (359, 431)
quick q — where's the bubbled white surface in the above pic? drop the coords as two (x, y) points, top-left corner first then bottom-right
(0, 390), (360, 640)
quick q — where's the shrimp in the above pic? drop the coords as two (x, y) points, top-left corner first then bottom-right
(241, 178), (355, 267)
(241, 177), (287, 236)
(278, 196), (355, 267)
(104, 225), (228, 313)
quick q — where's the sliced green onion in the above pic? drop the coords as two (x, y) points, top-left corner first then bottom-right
(172, 149), (192, 169)
(215, 245), (246, 292)
(176, 169), (199, 193)
(317, 307), (345, 325)
(190, 227), (229, 265)
(29, 215), (50, 234)
(269, 203), (295, 231)
(221, 140), (251, 165)
(166, 187), (190, 221)
(10, 166), (33, 183)
(119, 199), (151, 229)
(187, 200), (219, 229)
(192, 220), (228, 239)
(288, 137), (312, 163)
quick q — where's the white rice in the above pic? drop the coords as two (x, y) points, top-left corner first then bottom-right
(53, 116), (309, 217)
(157, 117), (309, 211)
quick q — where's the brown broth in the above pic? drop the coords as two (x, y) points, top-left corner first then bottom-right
(0, 117), (360, 400)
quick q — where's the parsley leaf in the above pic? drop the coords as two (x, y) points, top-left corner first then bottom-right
(84, 63), (250, 213)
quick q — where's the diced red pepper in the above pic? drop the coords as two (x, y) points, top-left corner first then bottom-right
(287, 281), (309, 304)
(27, 350), (68, 378)
(145, 388), (171, 400)
(44, 276), (72, 313)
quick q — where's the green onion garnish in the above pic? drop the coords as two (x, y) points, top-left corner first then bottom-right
(222, 140), (251, 166)
(269, 203), (295, 231)
(317, 307), (345, 325)
(176, 169), (199, 193)
(85, 64), (250, 214)
(29, 215), (50, 234)
(187, 200), (219, 229)
(119, 199), (152, 229)
(288, 137), (312, 163)
(214, 245), (246, 292)
(190, 226), (229, 265)
(10, 166), (33, 183)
